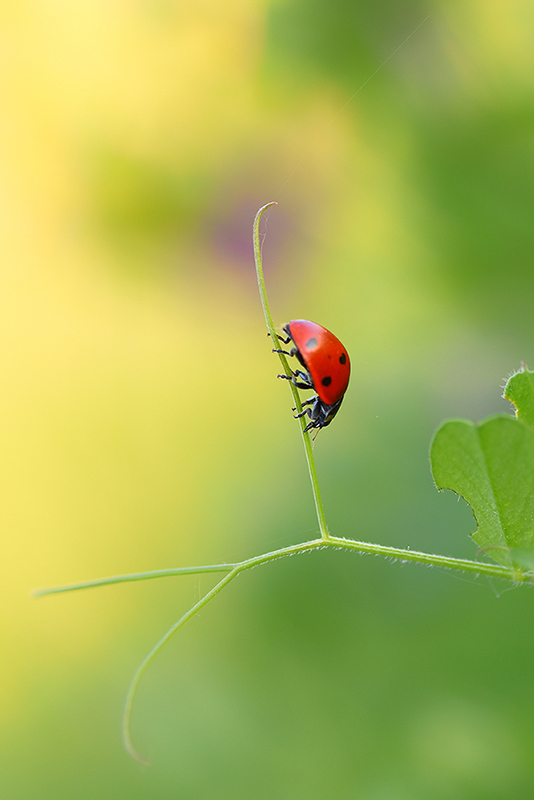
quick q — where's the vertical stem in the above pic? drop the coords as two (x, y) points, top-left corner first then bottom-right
(252, 204), (330, 540)
(301, 433), (330, 539)
(252, 202), (278, 335)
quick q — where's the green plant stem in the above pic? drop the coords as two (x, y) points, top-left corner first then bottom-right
(37, 534), (533, 764)
(32, 564), (236, 597)
(253, 202), (329, 539)
(36, 536), (534, 602)
(122, 568), (241, 765)
(117, 535), (533, 763)
(252, 202), (278, 338)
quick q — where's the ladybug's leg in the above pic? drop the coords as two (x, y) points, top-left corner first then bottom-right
(272, 346), (298, 357)
(304, 419), (320, 433)
(299, 396), (318, 408)
(268, 332), (292, 345)
(278, 369), (314, 391)
(294, 369), (312, 384)
(297, 396), (323, 425)
(291, 369), (314, 390)
(292, 395), (318, 411)
(278, 374), (312, 391)
(291, 399), (316, 412)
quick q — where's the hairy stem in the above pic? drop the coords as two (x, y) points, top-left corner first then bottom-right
(36, 536), (533, 603)
(37, 534), (533, 764)
(120, 534), (531, 762)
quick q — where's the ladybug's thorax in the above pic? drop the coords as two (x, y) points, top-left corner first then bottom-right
(286, 319), (351, 407)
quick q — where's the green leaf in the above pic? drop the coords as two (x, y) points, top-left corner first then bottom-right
(430, 369), (534, 569)
(503, 366), (534, 431)
(507, 547), (534, 573)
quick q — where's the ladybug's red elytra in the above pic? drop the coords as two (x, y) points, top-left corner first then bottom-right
(273, 319), (350, 432)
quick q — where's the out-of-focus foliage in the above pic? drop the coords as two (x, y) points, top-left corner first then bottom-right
(3, 1), (534, 797)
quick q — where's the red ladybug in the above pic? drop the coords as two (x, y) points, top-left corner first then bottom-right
(273, 319), (350, 432)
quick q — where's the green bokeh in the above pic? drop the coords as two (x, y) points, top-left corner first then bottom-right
(3, 1), (534, 797)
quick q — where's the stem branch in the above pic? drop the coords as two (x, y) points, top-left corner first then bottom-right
(120, 534), (531, 762)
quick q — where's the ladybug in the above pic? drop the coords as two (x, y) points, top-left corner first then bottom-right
(273, 319), (350, 432)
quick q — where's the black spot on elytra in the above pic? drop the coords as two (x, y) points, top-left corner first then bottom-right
(305, 337), (318, 350)
(321, 376), (332, 387)
(339, 353), (347, 365)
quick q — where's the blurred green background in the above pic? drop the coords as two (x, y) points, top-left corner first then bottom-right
(3, 1), (534, 797)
